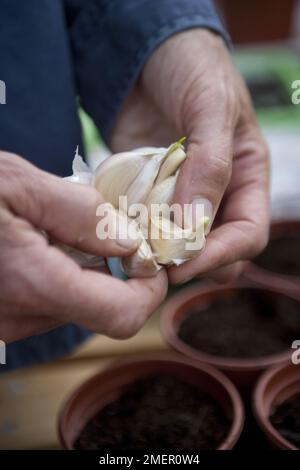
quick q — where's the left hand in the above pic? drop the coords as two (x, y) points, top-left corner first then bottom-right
(109, 29), (270, 284)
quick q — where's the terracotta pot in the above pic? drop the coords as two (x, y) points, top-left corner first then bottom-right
(253, 362), (300, 449)
(160, 282), (298, 394)
(58, 353), (244, 450)
(245, 220), (300, 299)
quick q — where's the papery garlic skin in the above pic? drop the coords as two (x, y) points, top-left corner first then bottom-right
(64, 147), (93, 185)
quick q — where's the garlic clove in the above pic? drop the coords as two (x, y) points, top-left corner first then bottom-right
(94, 147), (169, 210)
(121, 234), (160, 278)
(122, 152), (167, 211)
(146, 174), (177, 207)
(155, 146), (186, 184)
(149, 216), (206, 265)
(94, 151), (147, 208)
(135, 173), (176, 227)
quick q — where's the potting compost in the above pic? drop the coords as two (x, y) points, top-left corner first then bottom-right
(178, 289), (300, 358)
(75, 374), (230, 449)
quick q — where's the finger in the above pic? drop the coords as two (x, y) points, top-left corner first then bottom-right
(168, 114), (270, 284)
(1, 153), (140, 257)
(168, 218), (266, 285)
(200, 261), (245, 284)
(68, 269), (168, 339)
(173, 81), (239, 229)
(175, 261), (244, 285)
(0, 219), (168, 341)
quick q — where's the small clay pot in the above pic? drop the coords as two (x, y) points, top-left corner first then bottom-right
(253, 362), (300, 449)
(58, 353), (244, 449)
(244, 220), (300, 299)
(160, 282), (298, 393)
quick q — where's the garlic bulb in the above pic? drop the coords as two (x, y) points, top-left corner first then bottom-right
(93, 138), (209, 278)
(61, 140), (208, 277)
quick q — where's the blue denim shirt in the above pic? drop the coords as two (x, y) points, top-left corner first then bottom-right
(0, 0), (228, 372)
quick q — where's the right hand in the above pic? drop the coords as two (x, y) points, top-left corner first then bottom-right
(0, 152), (167, 343)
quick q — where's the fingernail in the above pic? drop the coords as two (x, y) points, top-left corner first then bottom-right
(187, 198), (213, 232)
(115, 211), (141, 249)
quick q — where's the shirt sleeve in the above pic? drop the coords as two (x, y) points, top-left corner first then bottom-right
(65, 0), (230, 143)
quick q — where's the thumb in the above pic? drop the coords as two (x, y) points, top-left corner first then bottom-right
(2, 153), (141, 257)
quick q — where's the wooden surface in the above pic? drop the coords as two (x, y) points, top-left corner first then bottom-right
(0, 309), (170, 449)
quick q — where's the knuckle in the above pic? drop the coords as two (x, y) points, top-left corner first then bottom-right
(0, 152), (37, 207)
(254, 136), (269, 162)
(211, 262), (245, 284)
(246, 128), (270, 167)
(206, 154), (232, 185)
(247, 226), (269, 260)
(259, 141), (270, 170)
(210, 81), (239, 120)
(0, 152), (27, 179)
(259, 138), (269, 157)
(254, 230), (269, 257)
(188, 141), (233, 186)
(0, 151), (19, 165)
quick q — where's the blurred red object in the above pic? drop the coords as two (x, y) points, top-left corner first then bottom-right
(216, 0), (296, 44)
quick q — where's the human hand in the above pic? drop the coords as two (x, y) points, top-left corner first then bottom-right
(0, 152), (167, 342)
(109, 29), (269, 283)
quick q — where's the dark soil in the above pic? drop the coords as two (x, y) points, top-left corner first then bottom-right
(178, 289), (300, 358)
(254, 233), (300, 276)
(270, 395), (300, 448)
(74, 374), (230, 450)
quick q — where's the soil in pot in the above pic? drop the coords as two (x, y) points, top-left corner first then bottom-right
(74, 374), (230, 450)
(270, 394), (300, 448)
(254, 232), (300, 276)
(178, 289), (300, 358)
